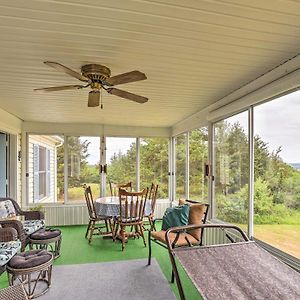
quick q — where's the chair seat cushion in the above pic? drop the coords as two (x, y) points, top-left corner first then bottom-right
(179, 199), (207, 241)
(151, 230), (199, 247)
(8, 249), (52, 269)
(0, 241), (21, 267)
(30, 228), (61, 240)
(23, 220), (45, 235)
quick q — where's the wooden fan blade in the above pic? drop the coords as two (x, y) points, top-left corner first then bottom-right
(106, 88), (148, 103)
(34, 85), (85, 92)
(88, 91), (100, 107)
(44, 61), (89, 82)
(105, 71), (147, 86)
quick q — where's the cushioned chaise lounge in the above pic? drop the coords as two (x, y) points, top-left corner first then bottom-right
(166, 224), (300, 300)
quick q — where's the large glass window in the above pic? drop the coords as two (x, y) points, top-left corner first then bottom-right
(214, 112), (249, 230)
(254, 91), (300, 258)
(67, 136), (100, 202)
(189, 128), (208, 202)
(106, 137), (136, 190)
(28, 134), (64, 203)
(175, 134), (187, 199)
(140, 137), (169, 199)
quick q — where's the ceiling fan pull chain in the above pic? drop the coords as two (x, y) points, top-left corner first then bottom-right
(100, 89), (103, 109)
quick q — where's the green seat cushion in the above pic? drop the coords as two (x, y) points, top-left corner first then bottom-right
(162, 204), (190, 231)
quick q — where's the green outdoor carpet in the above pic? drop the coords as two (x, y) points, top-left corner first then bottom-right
(0, 225), (201, 299)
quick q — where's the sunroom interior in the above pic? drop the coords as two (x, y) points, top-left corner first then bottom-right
(0, 1), (300, 298)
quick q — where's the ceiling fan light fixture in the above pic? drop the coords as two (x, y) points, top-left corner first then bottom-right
(36, 61), (148, 107)
(88, 90), (100, 107)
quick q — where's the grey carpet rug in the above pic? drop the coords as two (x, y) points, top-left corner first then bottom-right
(41, 258), (176, 300)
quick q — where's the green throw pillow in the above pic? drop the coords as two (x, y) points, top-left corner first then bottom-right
(161, 204), (190, 231)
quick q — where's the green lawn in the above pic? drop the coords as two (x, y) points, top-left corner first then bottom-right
(0, 224), (201, 299)
(254, 224), (300, 259)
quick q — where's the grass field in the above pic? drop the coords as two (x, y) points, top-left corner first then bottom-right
(254, 224), (300, 259)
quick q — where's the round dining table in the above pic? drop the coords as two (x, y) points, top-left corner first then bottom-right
(94, 196), (152, 217)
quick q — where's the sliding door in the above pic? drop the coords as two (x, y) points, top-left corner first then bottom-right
(254, 91), (300, 258)
(213, 111), (249, 230)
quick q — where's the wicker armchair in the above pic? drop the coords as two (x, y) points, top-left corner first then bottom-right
(0, 284), (28, 300)
(0, 198), (44, 251)
(0, 198), (44, 220)
(0, 227), (20, 275)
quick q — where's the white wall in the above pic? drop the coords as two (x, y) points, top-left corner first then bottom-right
(0, 107), (22, 203)
(23, 122), (171, 137)
(0, 107), (22, 135)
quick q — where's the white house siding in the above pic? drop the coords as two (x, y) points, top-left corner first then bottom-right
(0, 108), (22, 203)
(28, 135), (61, 204)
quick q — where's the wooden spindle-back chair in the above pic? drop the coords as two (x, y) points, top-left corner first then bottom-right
(109, 181), (132, 197)
(84, 185), (112, 243)
(113, 187), (148, 250)
(145, 183), (159, 230)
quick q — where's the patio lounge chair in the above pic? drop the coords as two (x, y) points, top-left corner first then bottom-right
(148, 200), (209, 282)
(166, 224), (300, 300)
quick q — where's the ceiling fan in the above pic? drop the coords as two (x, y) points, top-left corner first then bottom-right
(34, 62), (148, 108)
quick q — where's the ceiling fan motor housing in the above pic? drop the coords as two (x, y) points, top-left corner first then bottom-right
(81, 64), (111, 82)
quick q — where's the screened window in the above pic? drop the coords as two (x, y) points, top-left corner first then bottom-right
(140, 137), (169, 199)
(254, 91), (300, 259)
(214, 111), (249, 230)
(175, 134), (187, 199)
(189, 128), (208, 202)
(106, 137), (137, 190)
(67, 136), (100, 202)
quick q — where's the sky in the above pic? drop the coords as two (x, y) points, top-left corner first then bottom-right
(81, 137), (135, 165)
(227, 90), (300, 163)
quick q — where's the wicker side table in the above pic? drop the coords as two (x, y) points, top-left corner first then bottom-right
(7, 250), (53, 299)
(29, 228), (62, 259)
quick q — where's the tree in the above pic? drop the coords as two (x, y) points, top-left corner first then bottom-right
(57, 137), (90, 197)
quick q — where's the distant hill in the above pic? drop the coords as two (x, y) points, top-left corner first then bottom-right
(289, 163), (300, 170)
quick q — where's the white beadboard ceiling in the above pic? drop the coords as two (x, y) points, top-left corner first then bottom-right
(0, 0), (300, 128)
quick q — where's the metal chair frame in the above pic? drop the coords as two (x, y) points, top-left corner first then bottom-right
(147, 200), (209, 283)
